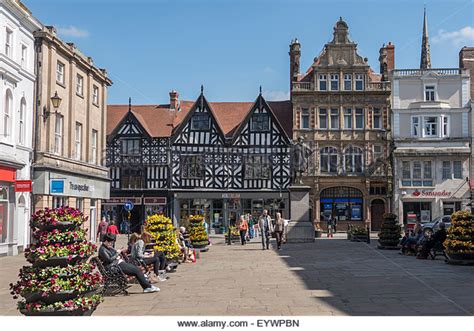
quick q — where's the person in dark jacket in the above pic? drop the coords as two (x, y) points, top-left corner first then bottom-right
(98, 233), (160, 293)
(418, 222), (448, 259)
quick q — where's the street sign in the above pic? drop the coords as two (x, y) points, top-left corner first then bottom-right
(124, 200), (134, 211)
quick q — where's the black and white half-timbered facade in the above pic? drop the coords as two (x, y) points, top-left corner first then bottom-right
(105, 90), (293, 232)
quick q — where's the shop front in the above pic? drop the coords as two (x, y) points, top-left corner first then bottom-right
(0, 166), (16, 255)
(33, 170), (110, 241)
(173, 191), (289, 234)
(397, 185), (469, 226)
(319, 187), (364, 231)
(102, 193), (170, 234)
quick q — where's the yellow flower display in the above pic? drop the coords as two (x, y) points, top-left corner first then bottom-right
(144, 214), (182, 260)
(187, 215), (209, 248)
(444, 210), (474, 254)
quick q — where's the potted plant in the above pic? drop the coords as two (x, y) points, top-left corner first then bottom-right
(187, 215), (209, 248)
(348, 226), (368, 241)
(444, 210), (474, 265)
(144, 214), (182, 263)
(377, 213), (402, 249)
(10, 206), (102, 316)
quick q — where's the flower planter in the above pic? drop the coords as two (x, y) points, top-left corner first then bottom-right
(23, 289), (98, 304)
(20, 307), (96, 316)
(350, 234), (367, 242)
(31, 255), (84, 268)
(34, 221), (78, 232)
(445, 252), (474, 265)
(191, 243), (208, 249)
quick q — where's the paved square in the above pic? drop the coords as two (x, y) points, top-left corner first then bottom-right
(1, 235), (473, 316)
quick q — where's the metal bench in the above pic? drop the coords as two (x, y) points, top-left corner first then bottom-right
(92, 257), (130, 296)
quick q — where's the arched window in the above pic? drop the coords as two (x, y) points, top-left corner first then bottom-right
(19, 98), (26, 144)
(320, 146), (338, 173)
(344, 145), (364, 173)
(4, 89), (13, 137)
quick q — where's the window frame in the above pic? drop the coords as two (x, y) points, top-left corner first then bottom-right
(343, 108), (352, 129)
(191, 112), (211, 131)
(319, 108), (328, 130)
(92, 85), (99, 105)
(244, 155), (271, 179)
(74, 122), (82, 160)
(330, 74), (339, 91)
(91, 129), (98, 164)
(355, 74), (364, 90)
(424, 85), (435, 102)
(56, 61), (65, 85)
(320, 146), (338, 174)
(423, 116), (438, 137)
(5, 28), (13, 58)
(330, 108), (339, 130)
(18, 98), (26, 145)
(344, 145), (364, 174)
(355, 108), (364, 130)
(21, 44), (27, 68)
(401, 160), (433, 186)
(54, 114), (63, 155)
(3, 89), (12, 138)
(344, 74), (352, 91)
(373, 108), (382, 130)
(181, 155), (205, 179)
(76, 74), (84, 96)
(300, 108), (310, 129)
(318, 74), (327, 91)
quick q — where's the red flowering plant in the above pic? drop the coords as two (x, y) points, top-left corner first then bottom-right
(18, 294), (102, 313)
(34, 229), (87, 246)
(10, 265), (102, 299)
(25, 241), (96, 262)
(30, 206), (86, 228)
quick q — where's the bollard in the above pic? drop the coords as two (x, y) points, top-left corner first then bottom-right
(227, 226), (231, 245)
(366, 226), (370, 244)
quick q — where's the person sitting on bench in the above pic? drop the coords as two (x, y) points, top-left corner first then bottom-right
(417, 222), (447, 259)
(130, 232), (168, 282)
(99, 233), (160, 293)
(400, 228), (423, 255)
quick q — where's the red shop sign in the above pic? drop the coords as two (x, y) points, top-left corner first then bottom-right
(15, 180), (32, 192)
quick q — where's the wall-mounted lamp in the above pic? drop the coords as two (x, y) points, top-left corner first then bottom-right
(43, 91), (62, 121)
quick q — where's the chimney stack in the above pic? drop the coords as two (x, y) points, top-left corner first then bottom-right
(169, 90), (179, 111)
(379, 42), (395, 81)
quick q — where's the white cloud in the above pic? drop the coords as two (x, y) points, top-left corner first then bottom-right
(262, 90), (290, 101)
(57, 26), (89, 38)
(432, 26), (474, 46)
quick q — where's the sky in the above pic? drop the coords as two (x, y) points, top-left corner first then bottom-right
(23, 0), (474, 105)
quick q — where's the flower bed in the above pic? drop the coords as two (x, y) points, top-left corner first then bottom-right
(10, 206), (103, 316)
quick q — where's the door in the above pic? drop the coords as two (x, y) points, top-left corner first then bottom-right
(370, 199), (385, 231)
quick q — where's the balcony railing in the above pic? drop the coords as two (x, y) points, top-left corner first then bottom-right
(292, 81), (390, 91)
(392, 68), (467, 77)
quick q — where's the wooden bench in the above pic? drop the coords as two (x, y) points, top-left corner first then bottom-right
(91, 256), (130, 296)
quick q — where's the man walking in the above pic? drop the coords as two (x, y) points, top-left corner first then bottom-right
(258, 209), (273, 250)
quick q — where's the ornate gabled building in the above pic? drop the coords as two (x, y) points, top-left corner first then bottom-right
(105, 89), (293, 233)
(290, 17), (393, 231)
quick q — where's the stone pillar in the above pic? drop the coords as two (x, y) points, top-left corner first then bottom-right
(287, 185), (315, 243)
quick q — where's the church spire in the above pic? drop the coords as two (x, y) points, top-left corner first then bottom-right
(420, 6), (431, 69)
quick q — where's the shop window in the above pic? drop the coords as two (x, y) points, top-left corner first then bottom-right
(191, 113), (210, 131)
(244, 155), (270, 179)
(250, 113), (269, 132)
(403, 201), (432, 224)
(320, 187), (363, 222)
(181, 155), (204, 179)
(320, 146), (338, 173)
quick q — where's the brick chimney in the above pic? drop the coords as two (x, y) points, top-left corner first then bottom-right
(379, 42), (395, 81)
(169, 90), (179, 111)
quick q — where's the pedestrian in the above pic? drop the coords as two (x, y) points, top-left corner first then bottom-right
(97, 216), (109, 242)
(258, 209), (273, 250)
(237, 215), (248, 245)
(248, 214), (254, 239)
(253, 216), (260, 239)
(98, 233), (160, 293)
(282, 218), (289, 244)
(107, 221), (120, 235)
(327, 213), (335, 238)
(274, 212), (284, 250)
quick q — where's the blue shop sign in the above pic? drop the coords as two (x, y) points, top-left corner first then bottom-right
(50, 180), (65, 194)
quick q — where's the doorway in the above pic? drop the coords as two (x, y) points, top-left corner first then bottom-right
(371, 199), (385, 231)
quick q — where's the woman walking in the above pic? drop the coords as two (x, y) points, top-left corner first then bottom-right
(274, 212), (284, 250)
(237, 215), (249, 245)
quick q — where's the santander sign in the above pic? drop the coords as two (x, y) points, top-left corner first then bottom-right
(412, 189), (451, 197)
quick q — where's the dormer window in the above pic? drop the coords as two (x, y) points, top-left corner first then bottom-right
(191, 113), (210, 130)
(425, 85), (435, 101)
(251, 113), (269, 132)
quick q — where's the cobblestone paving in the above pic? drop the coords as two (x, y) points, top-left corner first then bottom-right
(1, 234), (473, 316)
